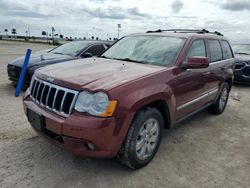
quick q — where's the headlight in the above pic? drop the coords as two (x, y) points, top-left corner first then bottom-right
(74, 91), (117, 117)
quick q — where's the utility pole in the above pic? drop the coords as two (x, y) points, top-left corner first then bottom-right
(117, 24), (121, 39)
(28, 26), (30, 38)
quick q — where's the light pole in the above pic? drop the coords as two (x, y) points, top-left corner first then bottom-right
(117, 24), (121, 39)
(51, 27), (55, 40)
(28, 26), (30, 38)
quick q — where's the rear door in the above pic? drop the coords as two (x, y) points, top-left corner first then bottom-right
(175, 39), (211, 119)
(206, 39), (233, 101)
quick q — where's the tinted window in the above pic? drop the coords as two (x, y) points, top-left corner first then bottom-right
(222, 41), (233, 59)
(50, 41), (89, 56)
(85, 45), (105, 56)
(102, 36), (185, 67)
(208, 40), (223, 62)
(186, 40), (206, 59)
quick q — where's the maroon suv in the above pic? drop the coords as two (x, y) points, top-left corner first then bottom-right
(23, 29), (235, 169)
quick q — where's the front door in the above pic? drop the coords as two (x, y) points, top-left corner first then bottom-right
(174, 39), (211, 119)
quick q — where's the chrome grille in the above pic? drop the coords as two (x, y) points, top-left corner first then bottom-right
(30, 77), (79, 117)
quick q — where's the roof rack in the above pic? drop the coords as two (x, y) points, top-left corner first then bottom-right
(146, 29), (223, 36)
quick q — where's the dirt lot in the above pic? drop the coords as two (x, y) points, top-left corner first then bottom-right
(0, 40), (250, 188)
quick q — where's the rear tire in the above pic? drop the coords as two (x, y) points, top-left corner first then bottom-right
(208, 83), (229, 115)
(117, 107), (163, 169)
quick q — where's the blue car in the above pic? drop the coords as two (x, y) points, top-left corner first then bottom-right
(7, 40), (112, 86)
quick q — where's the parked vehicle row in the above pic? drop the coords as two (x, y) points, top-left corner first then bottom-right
(21, 29), (235, 169)
(7, 40), (112, 86)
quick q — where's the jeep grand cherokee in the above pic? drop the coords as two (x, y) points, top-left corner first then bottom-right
(23, 29), (235, 169)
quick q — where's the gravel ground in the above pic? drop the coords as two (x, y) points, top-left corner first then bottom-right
(0, 40), (250, 188)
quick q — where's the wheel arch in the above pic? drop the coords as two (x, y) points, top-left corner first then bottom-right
(131, 99), (171, 129)
(225, 77), (233, 91)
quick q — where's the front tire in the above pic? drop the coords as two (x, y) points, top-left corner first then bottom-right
(118, 107), (164, 169)
(208, 83), (230, 115)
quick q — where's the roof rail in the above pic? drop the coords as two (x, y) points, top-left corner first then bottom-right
(146, 29), (223, 36)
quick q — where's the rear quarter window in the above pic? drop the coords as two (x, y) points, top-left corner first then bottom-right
(222, 41), (233, 59)
(208, 40), (223, 63)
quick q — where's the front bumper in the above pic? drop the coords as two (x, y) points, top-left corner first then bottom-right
(23, 94), (127, 158)
(7, 64), (32, 86)
(234, 65), (250, 84)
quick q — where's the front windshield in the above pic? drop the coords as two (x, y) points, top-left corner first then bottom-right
(50, 41), (89, 56)
(232, 44), (250, 55)
(101, 36), (185, 67)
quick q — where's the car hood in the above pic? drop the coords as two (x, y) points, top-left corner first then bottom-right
(36, 58), (166, 91)
(235, 54), (250, 64)
(9, 52), (76, 68)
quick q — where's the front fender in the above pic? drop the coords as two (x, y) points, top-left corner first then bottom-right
(113, 82), (176, 128)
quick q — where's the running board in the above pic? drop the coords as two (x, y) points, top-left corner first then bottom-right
(173, 102), (213, 126)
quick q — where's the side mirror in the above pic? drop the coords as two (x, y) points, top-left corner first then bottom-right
(82, 52), (93, 58)
(182, 56), (209, 69)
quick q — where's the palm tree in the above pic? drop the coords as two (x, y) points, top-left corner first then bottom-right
(4, 29), (8, 36)
(42, 31), (48, 43)
(59, 34), (63, 39)
(11, 28), (17, 38)
(41, 31), (47, 37)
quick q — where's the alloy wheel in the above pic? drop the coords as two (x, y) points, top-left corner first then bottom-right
(136, 118), (160, 160)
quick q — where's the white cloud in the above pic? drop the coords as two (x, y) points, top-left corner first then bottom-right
(0, 0), (249, 41)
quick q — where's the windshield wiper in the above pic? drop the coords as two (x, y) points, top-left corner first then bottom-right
(114, 58), (145, 64)
(100, 56), (145, 64)
(52, 52), (64, 55)
(100, 55), (112, 59)
(235, 52), (250, 55)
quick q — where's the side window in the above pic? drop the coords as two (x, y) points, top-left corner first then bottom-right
(186, 40), (206, 59)
(222, 41), (233, 59)
(84, 45), (105, 56)
(208, 40), (223, 62)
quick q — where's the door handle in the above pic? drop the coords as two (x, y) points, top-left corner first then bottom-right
(203, 71), (210, 75)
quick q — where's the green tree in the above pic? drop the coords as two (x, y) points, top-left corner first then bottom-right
(41, 31), (47, 37)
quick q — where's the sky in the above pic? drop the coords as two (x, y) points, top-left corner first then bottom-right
(0, 0), (250, 42)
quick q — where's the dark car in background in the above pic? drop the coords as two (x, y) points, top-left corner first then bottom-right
(232, 44), (250, 84)
(7, 40), (112, 86)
